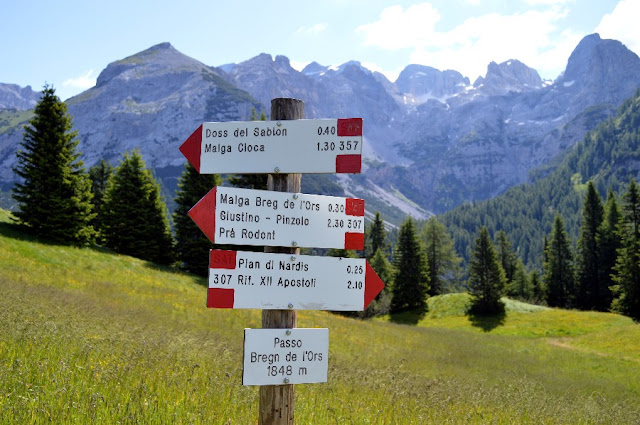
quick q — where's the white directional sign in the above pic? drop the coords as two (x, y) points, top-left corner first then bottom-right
(206, 250), (385, 310)
(180, 118), (363, 174)
(189, 186), (365, 250)
(243, 328), (329, 386)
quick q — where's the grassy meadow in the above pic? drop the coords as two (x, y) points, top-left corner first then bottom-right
(1, 208), (639, 424)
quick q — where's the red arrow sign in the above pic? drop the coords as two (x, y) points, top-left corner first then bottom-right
(179, 118), (363, 174)
(188, 186), (365, 250)
(207, 250), (385, 311)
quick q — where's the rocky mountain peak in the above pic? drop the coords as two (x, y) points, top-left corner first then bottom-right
(473, 59), (542, 95)
(301, 62), (328, 77)
(396, 65), (469, 99)
(0, 83), (40, 110)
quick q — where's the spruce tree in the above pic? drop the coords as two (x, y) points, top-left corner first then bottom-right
(390, 218), (430, 314)
(496, 230), (518, 285)
(88, 159), (114, 242)
(597, 189), (621, 311)
(529, 270), (545, 305)
(420, 216), (462, 296)
(576, 182), (604, 310)
(367, 211), (387, 258)
(467, 227), (507, 314)
(173, 163), (221, 276)
(544, 214), (575, 308)
(12, 85), (95, 245)
(102, 150), (174, 265)
(611, 180), (640, 319)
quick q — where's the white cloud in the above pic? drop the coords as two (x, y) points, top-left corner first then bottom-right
(295, 23), (328, 36)
(356, 3), (577, 81)
(63, 69), (97, 89)
(595, 0), (640, 56)
(289, 60), (311, 72)
(524, 0), (574, 5)
(360, 61), (402, 82)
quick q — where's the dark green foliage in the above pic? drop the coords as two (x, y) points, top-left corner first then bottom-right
(366, 212), (388, 259)
(102, 150), (174, 265)
(88, 159), (114, 242)
(575, 182), (604, 310)
(597, 189), (621, 311)
(544, 214), (575, 308)
(495, 230), (518, 285)
(390, 218), (430, 314)
(420, 216), (462, 295)
(12, 85), (95, 245)
(508, 259), (534, 302)
(441, 88), (640, 269)
(467, 227), (506, 315)
(529, 270), (545, 305)
(173, 163), (221, 276)
(611, 180), (640, 319)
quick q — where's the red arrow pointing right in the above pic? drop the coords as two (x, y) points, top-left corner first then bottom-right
(364, 262), (385, 309)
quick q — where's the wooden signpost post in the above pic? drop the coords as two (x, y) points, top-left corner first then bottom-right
(180, 98), (384, 424)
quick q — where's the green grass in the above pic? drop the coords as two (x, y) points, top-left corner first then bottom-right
(1, 209), (639, 424)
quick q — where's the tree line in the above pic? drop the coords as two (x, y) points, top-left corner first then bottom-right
(10, 86), (640, 322)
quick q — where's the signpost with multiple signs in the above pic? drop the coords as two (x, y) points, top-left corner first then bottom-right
(180, 98), (384, 424)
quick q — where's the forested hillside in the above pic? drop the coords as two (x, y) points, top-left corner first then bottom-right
(442, 88), (640, 268)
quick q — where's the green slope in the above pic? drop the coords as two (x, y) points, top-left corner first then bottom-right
(1, 209), (639, 424)
(442, 88), (640, 267)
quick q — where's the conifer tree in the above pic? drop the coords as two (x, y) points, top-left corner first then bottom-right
(529, 270), (545, 305)
(390, 218), (430, 314)
(367, 211), (387, 258)
(576, 182), (604, 310)
(544, 214), (575, 308)
(597, 189), (621, 311)
(102, 150), (174, 265)
(611, 180), (640, 319)
(420, 216), (462, 296)
(88, 159), (114, 242)
(496, 230), (518, 285)
(507, 259), (533, 301)
(12, 85), (95, 245)
(173, 163), (222, 275)
(467, 227), (507, 314)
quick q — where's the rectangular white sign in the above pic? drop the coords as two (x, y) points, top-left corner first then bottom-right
(181, 118), (363, 174)
(243, 328), (329, 386)
(189, 186), (365, 250)
(207, 250), (385, 310)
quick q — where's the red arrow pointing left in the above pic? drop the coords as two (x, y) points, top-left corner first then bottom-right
(188, 187), (216, 243)
(179, 125), (203, 172)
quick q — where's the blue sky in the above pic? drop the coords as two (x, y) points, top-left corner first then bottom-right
(2, 0), (637, 100)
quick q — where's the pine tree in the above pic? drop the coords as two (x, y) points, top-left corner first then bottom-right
(12, 85), (95, 245)
(575, 182), (604, 310)
(507, 259), (533, 301)
(173, 163), (222, 275)
(544, 214), (575, 308)
(611, 180), (640, 319)
(390, 218), (430, 314)
(367, 211), (387, 258)
(88, 159), (114, 242)
(597, 189), (621, 311)
(102, 150), (174, 265)
(529, 270), (545, 305)
(495, 230), (518, 285)
(420, 216), (462, 296)
(467, 227), (507, 314)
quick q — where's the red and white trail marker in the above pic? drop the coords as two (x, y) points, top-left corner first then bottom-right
(207, 250), (385, 311)
(188, 186), (365, 250)
(179, 118), (363, 174)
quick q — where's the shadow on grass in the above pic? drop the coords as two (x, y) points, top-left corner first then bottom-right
(466, 301), (506, 332)
(389, 310), (427, 325)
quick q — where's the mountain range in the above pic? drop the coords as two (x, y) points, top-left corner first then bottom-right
(1, 33), (639, 222)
